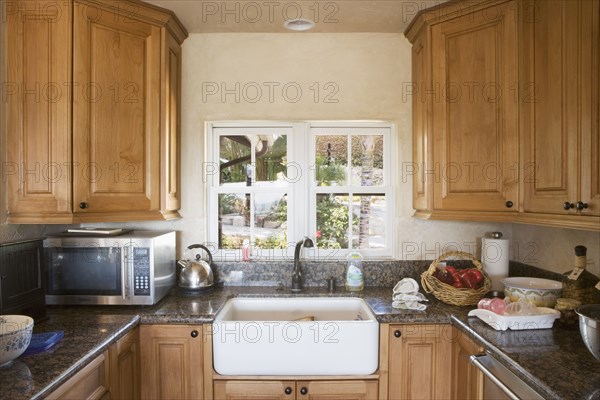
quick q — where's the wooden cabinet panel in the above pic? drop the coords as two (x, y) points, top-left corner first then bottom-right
(214, 380), (377, 400)
(522, 0), (600, 218)
(299, 380), (378, 399)
(388, 324), (452, 400)
(581, 0), (600, 215)
(431, 1), (518, 212)
(411, 28), (433, 213)
(47, 351), (110, 400)
(73, 1), (160, 213)
(214, 380), (295, 399)
(140, 325), (203, 400)
(451, 327), (483, 400)
(162, 34), (182, 212)
(521, 0), (580, 214)
(109, 327), (140, 399)
(6, 0), (72, 216)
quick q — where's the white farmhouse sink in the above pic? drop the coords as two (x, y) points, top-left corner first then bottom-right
(212, 297), (379, 375)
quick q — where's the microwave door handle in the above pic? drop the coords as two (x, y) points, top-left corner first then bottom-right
(121, 247), (128, 300)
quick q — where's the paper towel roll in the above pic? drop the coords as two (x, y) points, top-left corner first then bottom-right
(482, 237), (510, 291)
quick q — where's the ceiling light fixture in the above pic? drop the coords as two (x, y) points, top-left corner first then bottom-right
(284, 18), (315, 32)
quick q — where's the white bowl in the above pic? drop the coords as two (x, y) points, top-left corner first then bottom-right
(0, 315), (34, 367)
(502, 277), (563, 307)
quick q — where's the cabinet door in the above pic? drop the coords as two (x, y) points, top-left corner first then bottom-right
(297, 380), (378, 399)
(521, 0), (583, 214)
(6, 0), (72, 217)
(431, 2), (518, 212)
(581, 0), (600, 215)
(213, 380), (295, 399)
(451, 328), (483, 400)
(73, 1), (161, 214)
(388, 324), (452, 400)
(140, 325), (203, 400)
(110, 327), (140, 400)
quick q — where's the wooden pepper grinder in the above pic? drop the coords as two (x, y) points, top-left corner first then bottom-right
(562, 246), (600, 304)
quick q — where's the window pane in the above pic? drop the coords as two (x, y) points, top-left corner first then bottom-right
(220, 136), (251, 185)
(351, 135), (384, 186)
(219, 193), (250, 249)
(255, 135), (287, 184)
(352, 195), (386, 249)
(316, 194), (350, 249)
(254, 193), (287, 249)
(315, 135), (347, 186)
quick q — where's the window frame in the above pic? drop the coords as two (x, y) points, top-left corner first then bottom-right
(206, 121), (395, 261)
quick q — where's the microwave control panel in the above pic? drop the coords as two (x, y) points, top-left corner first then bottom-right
(132, 247), (151, 296)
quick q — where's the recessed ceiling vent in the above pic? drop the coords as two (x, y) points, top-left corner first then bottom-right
(284, 19), (315, 32)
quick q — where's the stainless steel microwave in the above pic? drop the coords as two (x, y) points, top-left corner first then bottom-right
(43, 231), (175, 305)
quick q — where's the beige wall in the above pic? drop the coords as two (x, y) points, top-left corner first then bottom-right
(2, 31), (598, 274)
(89, 32), (515, 258)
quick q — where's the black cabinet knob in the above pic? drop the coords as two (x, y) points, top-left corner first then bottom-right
(79, 202), (88, 209)
(563, 202), (574, 210)
(505, 200), (513, 208)
(300, 387), (308, 395)
(190, 330), (198, 338)
(576, 201), (589, 211)
(284, 387), (292, 395)
(394, 330), (401, 338)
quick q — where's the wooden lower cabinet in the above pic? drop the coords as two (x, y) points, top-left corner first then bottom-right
(140, 324), (204, 399)
(109, 327), (140, 399)
(213, 379), (378, 400)
(385, 324), (452, 400)
(452, 327), (483, 400)
(46, 351), (110, 400)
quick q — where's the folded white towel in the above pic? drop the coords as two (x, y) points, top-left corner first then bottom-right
(392, 278), (428, 310)
(392, 300), (428, 311)
(392, 293), (428, 302)
(392, 278), (419, 295)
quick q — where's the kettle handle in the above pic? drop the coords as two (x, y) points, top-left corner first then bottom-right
(186, 244), (213, 265)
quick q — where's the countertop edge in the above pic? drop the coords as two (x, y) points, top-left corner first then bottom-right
(30, 315), (140, 400)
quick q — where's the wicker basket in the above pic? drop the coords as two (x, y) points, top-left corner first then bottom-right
(421, 251), (492, 306)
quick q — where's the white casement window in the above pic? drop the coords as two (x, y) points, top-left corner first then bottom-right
(206, 121), (394, 261)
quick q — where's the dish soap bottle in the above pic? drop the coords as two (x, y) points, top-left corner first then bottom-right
(345, 251), (364, 292)
(563, 245), (600, 304)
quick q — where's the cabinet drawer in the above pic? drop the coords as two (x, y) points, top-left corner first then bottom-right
(46, 352), (109, 400)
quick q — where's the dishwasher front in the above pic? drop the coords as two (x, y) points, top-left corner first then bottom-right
(470, 353), (545, 400)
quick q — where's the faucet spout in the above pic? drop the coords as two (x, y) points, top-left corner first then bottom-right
(292, 237), (314, 292)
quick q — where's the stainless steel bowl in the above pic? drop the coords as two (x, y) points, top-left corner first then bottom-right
(576, 304), (600, 361)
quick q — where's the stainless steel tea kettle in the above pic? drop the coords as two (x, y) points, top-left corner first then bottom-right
(177, 244), (214, 290)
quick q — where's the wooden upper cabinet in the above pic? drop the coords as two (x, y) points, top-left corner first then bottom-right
(73, 1), (161, 214)
(431, 1), (518, 213)
(6, 0), (72, 217)
(521, 0), (600, 220)
(406, 0), (519, 219)
(5, 0), (187, 223)
(407, 0), (599, 230)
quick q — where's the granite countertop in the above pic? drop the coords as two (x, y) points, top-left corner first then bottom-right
(1, 286), (598, 399)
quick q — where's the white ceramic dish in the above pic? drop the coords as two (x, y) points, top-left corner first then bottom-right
(502, 277), (563, 307)
(0, 315), (34, 367)
(468, 308), (560, 331)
